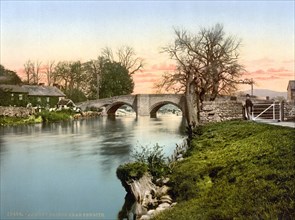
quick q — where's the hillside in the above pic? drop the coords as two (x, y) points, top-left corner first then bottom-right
(154, 121), (295, 219)
(242, 89), (287, 99)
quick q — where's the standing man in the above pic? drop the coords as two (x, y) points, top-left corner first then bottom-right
(245, 94), (253, 120)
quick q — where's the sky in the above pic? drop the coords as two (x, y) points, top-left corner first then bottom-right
(0, 0), (294, 94)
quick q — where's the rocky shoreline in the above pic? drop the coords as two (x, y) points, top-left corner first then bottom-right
(117, 141), (188, 220)
(118, 174), (176, 220)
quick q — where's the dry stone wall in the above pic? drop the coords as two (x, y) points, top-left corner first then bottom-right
(285, 101), (295, 121)
(0, 106), (36, 117)
(200, 101), (243, 123)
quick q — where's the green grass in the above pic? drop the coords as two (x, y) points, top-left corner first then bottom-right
(37, 110), (74, 123)
(0, 115), (42, 126)
(154, 120), (295, 219)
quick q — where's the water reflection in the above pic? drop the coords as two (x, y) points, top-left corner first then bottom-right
(0, 116), (185, 219)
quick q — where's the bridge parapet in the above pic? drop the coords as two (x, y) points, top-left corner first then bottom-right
(78, 95), (136, 111)
(77, 94), (186, 117)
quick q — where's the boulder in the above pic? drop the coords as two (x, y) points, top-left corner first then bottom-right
(157, 185), (171, 196)
(171, 202), (177, 207)
(160, 195), (173, 204)
(147, 209), (155, 216)
(158, 202), (171, 209)
(139, 214), (151, 220)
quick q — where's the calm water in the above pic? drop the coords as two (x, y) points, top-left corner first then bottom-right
(0, 116), (186, 220)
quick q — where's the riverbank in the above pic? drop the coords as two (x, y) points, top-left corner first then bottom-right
(1, 116), (185, 219)
(152, 120), (294, 219)
(0, 110), (101, 126)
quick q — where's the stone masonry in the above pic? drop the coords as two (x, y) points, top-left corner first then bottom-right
(0, 106), (36, 117)
(200, 101), (243, 123)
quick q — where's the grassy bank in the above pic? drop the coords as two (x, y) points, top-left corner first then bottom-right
(154, 120), (295, 219)
(0, 115), (42, 126)
(0, 110), (74, 126)
(37, 110), (74, 123)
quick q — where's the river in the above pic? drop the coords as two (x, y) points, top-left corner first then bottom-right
(0, 115), (186, 220)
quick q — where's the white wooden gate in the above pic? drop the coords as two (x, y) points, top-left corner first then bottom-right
(251, 101), (284, 121)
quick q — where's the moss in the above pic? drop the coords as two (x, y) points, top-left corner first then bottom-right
(116, 162), (148, 183)
(153, 120), (295, 219)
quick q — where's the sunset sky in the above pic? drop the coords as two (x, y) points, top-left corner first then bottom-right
(1, 0), (294, 94)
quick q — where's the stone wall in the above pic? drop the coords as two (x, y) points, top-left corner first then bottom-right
(285, 101), (295, 121)
(200, 101), (243, 123)
(0, 106), (36, 117)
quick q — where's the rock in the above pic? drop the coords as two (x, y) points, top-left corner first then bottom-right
(140, 215), (151, 220)
(154, 207), (164, 213)
(157, 185), (170, 196)
(158, 202), (171, 209)
(162, 177), (170, 184)
(0, 106), (35, 117)
(155, 177), (170, 186)
(147, 209), (155, 216)
(155, 206), (166, 213)
(160, 195), (173, 204)
(126, 174), (157, 215)
(176, 154), (183, 159)
(171, 202), (177, 207)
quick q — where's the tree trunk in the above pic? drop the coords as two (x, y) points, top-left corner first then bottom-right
(185, 76), (199, 127)
(97, 73), (100, 99)
(210, 80), (219, 101)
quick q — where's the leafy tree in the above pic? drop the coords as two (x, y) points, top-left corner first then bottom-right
(0, 65), (22, 85)
(160, 24), (244, 126)
(83, 58), (104, 99)
(99, 60), (134, 98)
(64, 88), (87, 103)
(53, 61), (87, 102)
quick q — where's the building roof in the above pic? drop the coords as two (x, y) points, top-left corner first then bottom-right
(57, 98), (75, 106)
(22, 85), (66, 97)
(0, 84), (28, 93)
(287, 80), (295, 90)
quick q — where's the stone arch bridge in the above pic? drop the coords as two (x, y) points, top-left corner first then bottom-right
(78, 94), (186, 117)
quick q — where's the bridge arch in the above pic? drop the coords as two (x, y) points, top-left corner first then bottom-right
(149, 101), (184, 118)
(78, 94), (186, 118)
(106, 102), (135, 116)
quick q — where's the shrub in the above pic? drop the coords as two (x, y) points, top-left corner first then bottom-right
(37, 110), (73, 123)
(132, 144), (170, 179)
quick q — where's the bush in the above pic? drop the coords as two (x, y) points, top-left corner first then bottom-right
(132, 144), (170, 179)
(37, 110), (73, 123)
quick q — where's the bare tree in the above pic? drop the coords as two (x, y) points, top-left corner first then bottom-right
(101, 46), (143, 75)
(117, 46), (143, 75)
(54, 61), (71, 90)
(24, 60), (34, 84)
(44, 60), (56, 86)
(34, 60), (42, 84)
(161, 24), (244, 126)
(199, 24), (244, 100)
(23, 60), (42, 84)
(101, 47), (114, 62)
